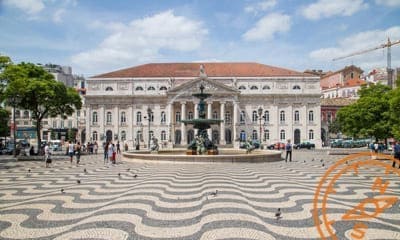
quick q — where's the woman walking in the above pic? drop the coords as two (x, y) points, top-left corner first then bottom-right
(75, 142), (82, 165)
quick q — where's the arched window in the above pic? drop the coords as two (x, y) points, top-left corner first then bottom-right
(92, 112), (98, 124)
(213, 111), (218, 119)
(294, 110), (300, 122)
(309, 110), (314, 122)
(264, 111), (269, 123)
(293, 85), (301, 90)
(161, 130), (166, 141)
(23, 110), (29, 119)
(136, 111), (142, 123)
(264, 129), (269, 141)
(92, 131), (98, 141)
(53, 120), (57, 128)
(188, 111), (193, 120)
(159, 86), (167, 90)
(121, 131), (126, 141)
(176, 111), (181, 122)
(252, 111), (258, 123)
(106, 112), (112, 124)
(105, 86), (113, 91)
(238, 85), (246, 90)
(161, 111), (166, 124)
(135, 86), (143, 91)
(250, 85), (258, 90)
(15, 110), (20, 118)
(240, 130), (246, 141)
(147, 86), (155, 91)
(262, 85), (270, 90)
(120, 111), (126, 124)
(252, 130), (258, 140)
(280, 111), (285, 123)
(225, 111), (231, 124)
(240, 111), (245, 124)
(309, 129), (314, 139)
(280, 130), (285, 140)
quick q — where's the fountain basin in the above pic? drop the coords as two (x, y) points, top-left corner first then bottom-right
(122, 149), (282, 163)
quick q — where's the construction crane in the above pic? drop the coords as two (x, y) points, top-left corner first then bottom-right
(332, 38), (400, 88)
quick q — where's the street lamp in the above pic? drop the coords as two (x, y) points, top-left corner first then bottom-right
(8, 96), (19, 157)
(144, 107), (152, 149)
(257, 106), (263, 144)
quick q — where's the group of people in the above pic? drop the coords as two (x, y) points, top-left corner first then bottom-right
(84, 141), (99, 154)
(103, 141), (120, 165)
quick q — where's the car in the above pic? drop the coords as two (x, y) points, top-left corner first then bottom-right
(295, 142), (315, 149)
(1, 146), (15, 155)
(266, 142), (285, 150)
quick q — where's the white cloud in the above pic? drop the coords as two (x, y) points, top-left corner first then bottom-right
(375, 0), (400, 7)
(3, 0), (45, 15)
(309, 26), (400, 69)
(242, 13), (291, 41)
(301, 0), (368, 20)
(52, 8), (66, 23)
(72, 10), (208, 74)
(245, 0), (277, 15)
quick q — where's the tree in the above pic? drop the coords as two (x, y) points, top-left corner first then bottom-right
(0, 55), (13, 140)
(336, 83), (392, 141)
(2, 62), (82, 152)
(389, 76), (400, 139)
(0, 108), (10, 139)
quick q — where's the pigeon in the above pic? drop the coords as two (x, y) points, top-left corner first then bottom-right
(210, 190), (218, 197)
(133, 174), (138, 178)
(346, 161), (349, 165)
(304, 160), (306, 163)
(118, 173), (121, 177)
(127, 168), (130, 172)
(312, 158), (315, 161)
(322, 163), (325, 167)
(77, 180), (81, 184)
(320, 159), (323, 162)
(61, 188), (65, 193)
(83, 168), (87, 173)
(28, 169), (31, 173)
(275, 208), (282, 220)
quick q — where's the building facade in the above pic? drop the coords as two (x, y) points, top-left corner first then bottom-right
(85, 63), (322, 148)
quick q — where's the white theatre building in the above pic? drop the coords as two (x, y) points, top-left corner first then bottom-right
(85, 62), (322, 149)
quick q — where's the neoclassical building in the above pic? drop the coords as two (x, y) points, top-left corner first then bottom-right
(85, 62), (322, 148)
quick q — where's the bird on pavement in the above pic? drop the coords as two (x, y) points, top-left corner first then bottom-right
(28, 169), (31, 173)
(322, 163), (325, 167)
(77, 180), (81, 184)
(133, 174), (138, 178)
(275, 208), (282, 220)
(127, 168), (130, 171)
(210, 190), (218, 197)
(312, 158), (315, 161)
(61, 189), (65, 193)
(118, 173), (121, 177)
(83, 168), (87, 173)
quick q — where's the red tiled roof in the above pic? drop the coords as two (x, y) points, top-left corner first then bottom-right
(344, 78), (366, 87)
(92, 62), (311, 78)
(321, 98), (357, 106)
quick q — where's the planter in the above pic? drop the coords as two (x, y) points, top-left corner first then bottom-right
(186, 150), (197, 155)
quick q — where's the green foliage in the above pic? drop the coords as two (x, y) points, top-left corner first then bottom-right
(328, 118), (341, 134)
(336, 83), (397, 141)
(2, 62), (82, 150)
(0, 108), (10, 137)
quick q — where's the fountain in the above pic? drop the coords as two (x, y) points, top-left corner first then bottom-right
(182, 84), (222, 155)
(122, 65), (283, 163)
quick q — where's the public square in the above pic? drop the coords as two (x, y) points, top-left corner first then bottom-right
(0, 150), (399, 240)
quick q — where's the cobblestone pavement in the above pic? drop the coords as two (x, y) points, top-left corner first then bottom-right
(0, 150), (399, 240)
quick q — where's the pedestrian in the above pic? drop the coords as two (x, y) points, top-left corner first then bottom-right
(135, 138), (140, 150)
(392, 141), (400, 168)
(94, 141), (98, 154)
(117, 141), (121, 154)
(107, 142), (114, 165)
(68, 141), (75, 163)
(112, 143), (117, 164)
(75, 142), (82, 165)
(285, 139), (292, 162)
(44, 143), (51, 168)
(103, 141), (109, 165)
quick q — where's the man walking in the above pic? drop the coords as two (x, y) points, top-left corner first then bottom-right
(392, 141), (400, 168)
(285, 139), (292, 162)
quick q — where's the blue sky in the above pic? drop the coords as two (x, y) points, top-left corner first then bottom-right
(1, 0), (399, 76)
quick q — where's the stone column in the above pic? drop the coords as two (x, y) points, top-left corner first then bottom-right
(207, 101), (212, 138)
(114, 105), (119, 141)
(220, 102), (226, 145)
(99, 105), (105, 145)
(167, 103), (174, 147)
(181, 102), (186, 144)
(128, 105), (133, 142)
(233, 101), (238, 148)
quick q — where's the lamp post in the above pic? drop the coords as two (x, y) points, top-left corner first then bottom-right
(146, 107), (152, 149)
(257, 106), (263, 144)
(8, 96), (18, 157)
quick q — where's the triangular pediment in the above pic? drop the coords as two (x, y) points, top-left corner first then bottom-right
(168, 78), (239, 97)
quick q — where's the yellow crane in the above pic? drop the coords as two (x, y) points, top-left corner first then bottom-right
(332, 38), (400, 88)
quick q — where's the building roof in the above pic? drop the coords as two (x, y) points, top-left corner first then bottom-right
(92, 62), (312, 78)
(321, 98), (357, 107)
(344, 78), (367, 87)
